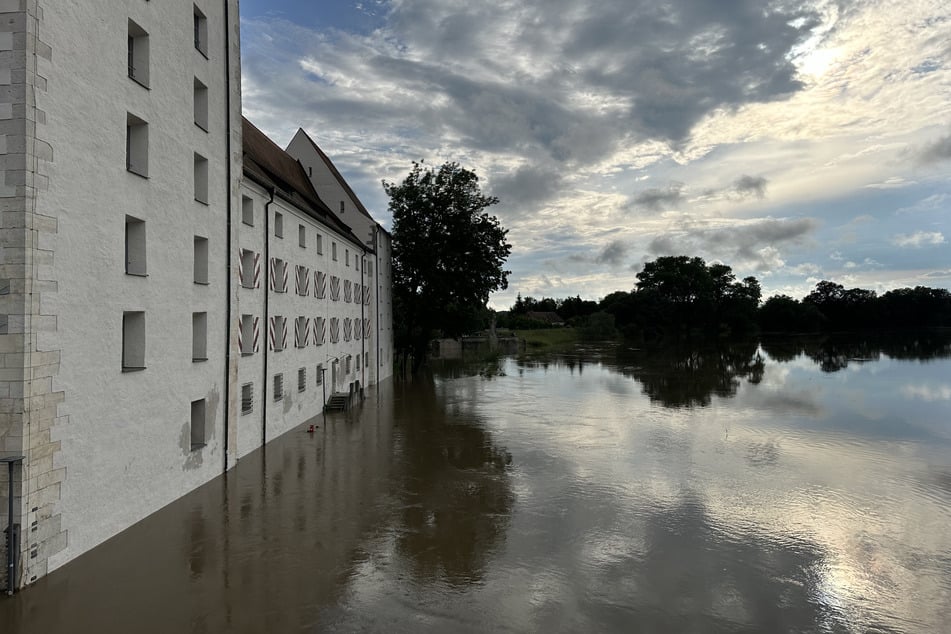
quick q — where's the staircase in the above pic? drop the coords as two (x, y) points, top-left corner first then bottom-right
(324, 392), (349, 411)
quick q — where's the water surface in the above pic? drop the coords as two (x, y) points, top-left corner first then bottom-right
(3, 333), (951, 633)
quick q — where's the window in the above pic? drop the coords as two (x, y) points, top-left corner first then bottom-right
(314, 316), (324, 345)
(272, 315), (285, 351)
(193, 77), (208, 130)
(125, 215), (146, 276)
(127, 19), (149, 88)
(332, 241), (337, 261)
(346, 355), (352, 374)
(192, 312), (207, 361)
(316, 364), (323, 385)
(272, 258), (287, 293)
(241, 195), (253, 226)
(356, 354), (360, 371)
(315, 233), (323, 254)
(122, 311), (145, 371)
(193, 236), (208, 284)
(339, 201), (345, 213)
(364, 352), (369, 367)
(299, 224), (306, 248)
(355, 258), (360, 272)
(194, 153), (208, 204)
(190, 399), (206, 449)
(0, 315), (7, 335)
(367, 260), (373, 276)
(274, 212), (283, 238)
(240, 249), (256, 288)
(193, 5), (208, 56)
(240, 314), (254, 354)
(241, 383), (253, 414)
(273, 373), (284, 401)
(345, 249), (349, 267)
(295, 316), (308, 348)
(298, 367), (306, 392)
(126, 113), (148, 177)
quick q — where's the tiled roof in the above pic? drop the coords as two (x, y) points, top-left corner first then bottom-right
(242, 117), (362, 245)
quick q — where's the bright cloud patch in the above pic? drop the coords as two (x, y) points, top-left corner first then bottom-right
(893, 231), (946, 247)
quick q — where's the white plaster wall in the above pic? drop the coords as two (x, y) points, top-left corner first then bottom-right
(39, 0), (240, 570)
(234, 180), (371, 454)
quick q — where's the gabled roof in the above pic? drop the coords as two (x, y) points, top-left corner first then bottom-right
(292, 128), (377, 223)
(242, 118), (364, 247)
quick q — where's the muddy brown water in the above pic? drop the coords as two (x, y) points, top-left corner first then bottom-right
(3, 334), (951, 633)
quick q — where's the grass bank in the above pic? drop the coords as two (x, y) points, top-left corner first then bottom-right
(515, 328), (580, 348)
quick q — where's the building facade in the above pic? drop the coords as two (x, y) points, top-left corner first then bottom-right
(0, 1), (391, 590)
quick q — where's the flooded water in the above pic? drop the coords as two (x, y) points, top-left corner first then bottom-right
(3, 333), (951, 633)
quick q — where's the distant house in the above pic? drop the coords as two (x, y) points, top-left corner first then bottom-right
(526, 311), (566, 326)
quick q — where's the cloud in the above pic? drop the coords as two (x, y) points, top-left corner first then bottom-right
(631, 183), (685, 211)
(595, 240), (629, 266)
(733, 175), (768, 198)
(918, 132), (951, 164)
(647, 217), (818, 272)
(893, 231), (946, 247)
(489, 164), (564, 211)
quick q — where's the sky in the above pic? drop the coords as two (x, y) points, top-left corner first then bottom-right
(239, 0), (951, 309)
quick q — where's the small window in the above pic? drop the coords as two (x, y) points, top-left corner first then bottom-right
(127, 19), (149, 88)
(356, 354), (360, 371)
(315, 233), (323, 254)
(346, 355), (352, 374)
(193, 236), (208, 284)
(241, 195), (253, 226)
(274, 373), (284, 401)
(364, 352), (368, 367)
(192, 312), (207, 361)
(241, 383), (253, 414)
(190, 399), (206, 450)
(193, 5), (208, 56)
(194, 153), (208, 204)
(367, 260), (373, 275)
(274, 212), (283, 238)
(332, 242), (337, 261)
(122, 311), (146, 371)
(298, 367), (306, 392)
(316, 364), (323, 385)
(355, 258), (360, 272)
(345, 249), (349, 267)
(125, 215), (147, 276)
(193, 77), (208, 130)
(299, 224), (306, 248)
(339, 201), (345, 213)
(126, 113), (149, 177)
(240, 314), (254, 354)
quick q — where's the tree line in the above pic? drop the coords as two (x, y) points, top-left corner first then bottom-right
(500, 255), (951, 340)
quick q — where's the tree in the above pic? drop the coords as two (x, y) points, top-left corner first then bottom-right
(385, 161), (512, 373)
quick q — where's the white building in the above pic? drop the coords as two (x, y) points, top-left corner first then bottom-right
(0, 1), (391, 590)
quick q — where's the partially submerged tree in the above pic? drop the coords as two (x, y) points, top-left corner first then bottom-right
(385, 161), (512, 374)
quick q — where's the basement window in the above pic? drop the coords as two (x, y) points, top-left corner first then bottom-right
(193, 236), (208, 284)
(190, 399), (206, 450)
(192, 312), (207, 361)
(242, 196), (253, 226)
(193, 77), (208, 130)
(193, 5), (208, 57)
(241, 383), (253, 414)
(298, 367), (306, 392)
(126, 113), (149, 177)
(274, 373), (284, 401)
(125, 215), (147, 276)
(127, 19), (149, 88)
(194, 153), (209, 204)
(122, 311), (146, 371)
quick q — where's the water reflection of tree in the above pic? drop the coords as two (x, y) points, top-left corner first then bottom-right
(392, 379), (514, 587)
(615, 341), (765, 408)
(761, 331), (951, 372)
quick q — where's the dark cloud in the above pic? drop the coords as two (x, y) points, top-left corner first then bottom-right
(647, 217), (818, 271)
(596, 240), (629, 266)
(733, 175), (768, 198)
(632, 183), (685, 211)
(489, 165), (564, 211)
(918, 133), (951, 163)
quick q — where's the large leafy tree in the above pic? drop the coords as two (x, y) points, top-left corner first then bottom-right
(385, 161), (512, 373)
